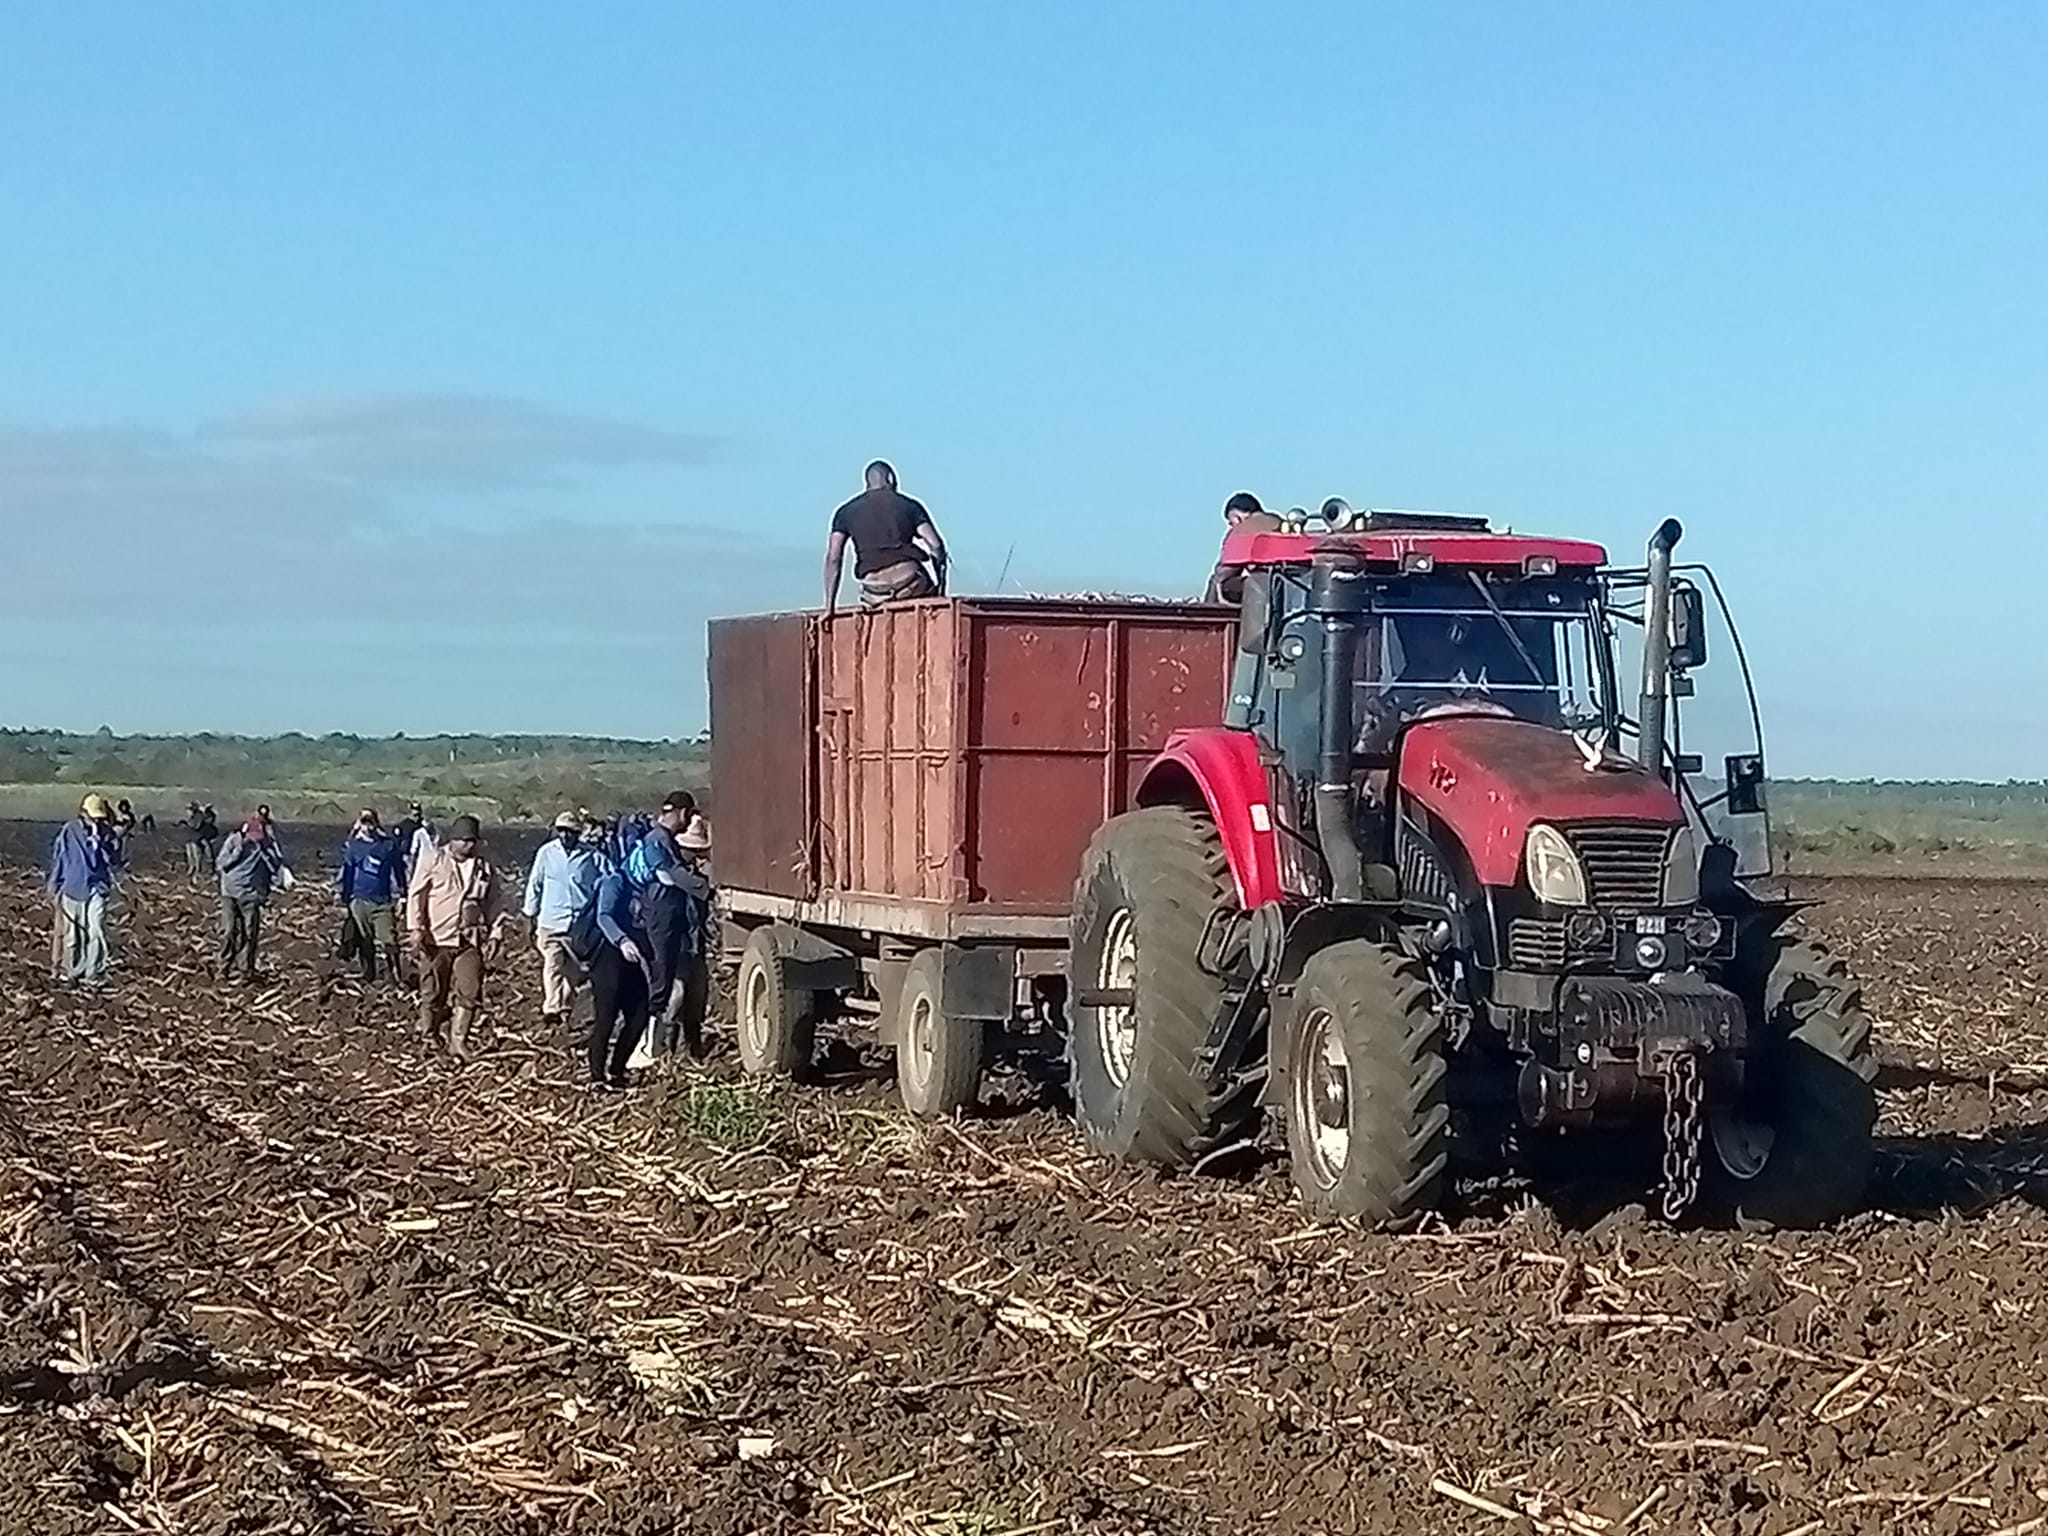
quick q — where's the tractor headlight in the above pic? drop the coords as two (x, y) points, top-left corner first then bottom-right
(1662, 827), (1700, 907)
(1524, 823), (1588, 907)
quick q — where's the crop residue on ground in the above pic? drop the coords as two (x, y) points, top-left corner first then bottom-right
(3, 827), (2047, 1535)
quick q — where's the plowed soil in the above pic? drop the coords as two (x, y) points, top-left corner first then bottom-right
(4, 826), (2046, 1536)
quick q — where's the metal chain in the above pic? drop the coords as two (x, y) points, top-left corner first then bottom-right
(1659, 1051), (1705, 1221)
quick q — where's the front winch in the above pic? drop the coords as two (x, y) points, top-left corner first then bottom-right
(1515, 973), (1747, 1135)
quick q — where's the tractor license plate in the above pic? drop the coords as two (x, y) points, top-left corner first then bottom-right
(1634, 915), (1668, 936)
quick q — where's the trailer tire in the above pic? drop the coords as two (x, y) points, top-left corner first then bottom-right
(1066, 807), (1256, 1165)
(1712, 936), (1876, 1231)
(895, 948), (982, 1118)
(1283, 940), (1449, 1227)
(736, 927), (813, 1079)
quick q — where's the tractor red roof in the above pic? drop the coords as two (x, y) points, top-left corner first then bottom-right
(1220, 526), (1608, 570)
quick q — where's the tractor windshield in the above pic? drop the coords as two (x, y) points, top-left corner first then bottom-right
(1357, 575), (1613, 734)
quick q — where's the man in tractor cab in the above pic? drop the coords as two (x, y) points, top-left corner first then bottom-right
(823, 460), (949, 616)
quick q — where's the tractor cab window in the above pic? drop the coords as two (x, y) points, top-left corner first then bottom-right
(1355, 577), (1612, 745)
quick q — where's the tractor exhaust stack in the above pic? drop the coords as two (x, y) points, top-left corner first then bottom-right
(1636, 518), (1684, 777)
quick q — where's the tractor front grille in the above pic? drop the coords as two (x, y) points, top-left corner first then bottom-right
(1566, 823), (1673, 910)
(1507, 917), (1568, 970)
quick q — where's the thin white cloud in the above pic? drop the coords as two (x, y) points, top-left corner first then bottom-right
(0, 393), (791, 630)
(202, 391), (721, 485)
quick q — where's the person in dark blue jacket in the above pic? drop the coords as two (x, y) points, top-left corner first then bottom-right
(586, 867), (652, 1091)
(338, 809), (407, 984)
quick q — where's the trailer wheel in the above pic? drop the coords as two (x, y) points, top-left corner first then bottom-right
(1282, 940), (1449, 1227)
(895, 948), (982, 1118)
(1710, 935), (1876, 1231)
(736, 927), (813, 1079)
(1066, 807), (1256, 1165)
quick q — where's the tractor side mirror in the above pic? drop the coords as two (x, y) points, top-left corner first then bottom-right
(1724, 753), (1766, 815)
(1670, 582), (1708, 671)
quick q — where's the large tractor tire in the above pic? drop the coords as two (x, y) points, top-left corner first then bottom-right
(1066, 807), (1258, 1165)
(1283, 940), (1450, 1227)
(736, 927), (815, 1079)
(1710, 935), (1877, 1231)
(894, 948), (983, 1119)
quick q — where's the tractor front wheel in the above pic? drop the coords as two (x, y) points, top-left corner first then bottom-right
(1709, 935), (1877, 1231)
(1283, 940), (1450, 1227)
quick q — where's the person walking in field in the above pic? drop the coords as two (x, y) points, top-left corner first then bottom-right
(215, 815), (283, 983)
(337, 808), (407, 985)
(823, 460), (949, 616)
(407, 806), (438, 884)
(652, 814), (715, 1059)
(584, 855), (653, 1092)
(181, 801), (209, 882)
(626, 793), (711, 1059)
(48, 794), (120, 989)
(407, 814), (505, 1060)
(525, 810), (601, 1027)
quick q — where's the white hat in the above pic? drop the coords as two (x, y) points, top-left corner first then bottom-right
(677, 814), (712, 853)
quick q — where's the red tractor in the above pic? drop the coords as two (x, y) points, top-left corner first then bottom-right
(1066, 508), (1875, 1228)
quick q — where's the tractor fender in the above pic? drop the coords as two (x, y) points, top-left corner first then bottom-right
(1133, 728), (1284, 909)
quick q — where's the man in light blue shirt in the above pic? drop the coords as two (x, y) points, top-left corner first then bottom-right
(525, 810), (601, 1024)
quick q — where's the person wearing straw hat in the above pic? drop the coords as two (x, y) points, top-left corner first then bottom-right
(653, 814), (715, 1059)
(48, 794), (119, 988)
(525, 810), (601, 1027)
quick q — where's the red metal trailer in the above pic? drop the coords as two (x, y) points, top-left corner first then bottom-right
(709, 597), (1235, 1113)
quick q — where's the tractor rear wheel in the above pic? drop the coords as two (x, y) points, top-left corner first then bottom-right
(1066, 807), (1257, 1165)
(1283, 940), (1450, 1227)
(1710, 935), (1876, 1231)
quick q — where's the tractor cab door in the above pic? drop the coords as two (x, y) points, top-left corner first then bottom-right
(1609, 566), (1773, 883)
(1228, 569), (1333, 896)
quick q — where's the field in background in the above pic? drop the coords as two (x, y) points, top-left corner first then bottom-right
(3, 731), (2047, 867)
(1773, 779), (2048, 871)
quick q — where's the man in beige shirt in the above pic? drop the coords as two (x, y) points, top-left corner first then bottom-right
(407, 814), (506, 1059)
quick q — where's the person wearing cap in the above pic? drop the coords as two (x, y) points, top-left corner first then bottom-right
(337, 808), (408, 985)
(629, 792), (712, 1057)
(1207, 491), (1283, 604)
(525, 810), (601, 1026)
(824, 460), (949, 617)
(215, 813), (284, 984)
(48, 794), (120, 988)
(407, 813), (506, 1059)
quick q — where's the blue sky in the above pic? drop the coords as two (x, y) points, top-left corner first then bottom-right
(2, 4), (2042, 777)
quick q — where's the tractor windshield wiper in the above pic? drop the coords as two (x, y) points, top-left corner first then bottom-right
(1465, 572), (1546, 684)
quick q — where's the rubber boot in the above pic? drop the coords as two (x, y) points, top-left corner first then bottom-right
(417, 999), (438, 1042)
(447, 1006), (477, 1062)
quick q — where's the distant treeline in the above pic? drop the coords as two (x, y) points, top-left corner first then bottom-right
(0, 730), (709, 825)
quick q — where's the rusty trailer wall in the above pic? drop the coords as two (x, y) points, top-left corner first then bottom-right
(709, 599), (1234, 930)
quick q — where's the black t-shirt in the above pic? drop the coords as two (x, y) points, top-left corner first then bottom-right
(831, 489), (931, 578)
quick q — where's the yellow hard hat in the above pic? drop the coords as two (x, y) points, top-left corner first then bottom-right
(80, 793), (111, 820)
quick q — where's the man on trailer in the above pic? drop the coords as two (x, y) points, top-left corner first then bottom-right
(1206, 491), (1281, 603)
(823, 460), (949, 615)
